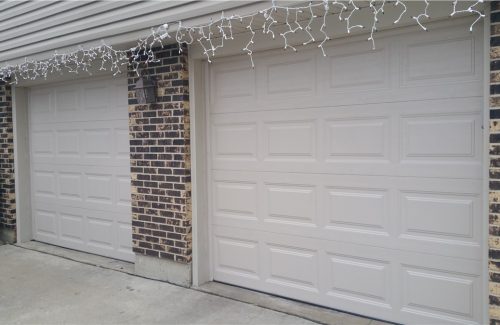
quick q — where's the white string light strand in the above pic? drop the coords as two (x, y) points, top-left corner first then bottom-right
(0, 0), (485, 83)
(451, 0), (484, 31)
(412, 0), (430, 31)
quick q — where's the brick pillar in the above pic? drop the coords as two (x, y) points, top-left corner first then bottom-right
(492, 2), (500, 323)
(128, 44), (192, 284)
(0, 81), (15, 243)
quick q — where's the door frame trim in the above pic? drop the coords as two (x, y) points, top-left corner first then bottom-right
(13, 85), (32, 243)
(482, 4), (491, 322)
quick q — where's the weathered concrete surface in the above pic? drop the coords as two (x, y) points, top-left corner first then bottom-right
(197, 282), (387, 325)
(0, 245), (316, 324)
(12, 242), (388, 325)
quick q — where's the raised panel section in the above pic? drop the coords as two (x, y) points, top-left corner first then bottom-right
(58, 173), (82, 200)
(116, 177), (131, 206)
(266, 57), (314, 95)
(35, 210), (57, 237)
(327, 254), (390, 305)
(31, 130), (54, 156)
(87, 217), (113, 248)
(115, 128), (130, 158)
(60, 212), (84, 242)
(402, 266), (475, 318)
(325, 187), (388, 233)
(326, 118), (389, 159)
(85, 174), (112, 204)
(33, 171), (56, 198)
(56, 130), (80, 157)
(84, 129), (112, 157)
(215, 236), (259, 279)
(55, 87), (79, 112)
(214, 67), (255, 99)
(401, 192), (475, 240)
(212, 123), (257, 160)
(265, 184), (316, 226)
(117, 223), (133, 252)
(404, 38), (474, 82)
(266, 244), (319, 291)
(264, 121), (315, 160)
(327, 47), (388, 90)
(402, 116), (475, 158)
(30, 90), (52, 115)
(213, 181), (257, 221)
(83, 86), (109, 110)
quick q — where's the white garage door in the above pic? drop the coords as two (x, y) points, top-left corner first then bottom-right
(29, 77), (134, 262)
(208, 21), (484, 324)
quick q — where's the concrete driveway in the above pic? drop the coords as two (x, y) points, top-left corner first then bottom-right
(0, 245), (318, 325)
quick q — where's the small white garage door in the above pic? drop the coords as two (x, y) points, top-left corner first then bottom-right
(29, 77), (134, 262)
(208, 21), (484, 324)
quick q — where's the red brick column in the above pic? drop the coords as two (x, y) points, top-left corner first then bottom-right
(0, 81), (15, 243)
(491, 2), (500, 322)
(128, 44), (192, 269)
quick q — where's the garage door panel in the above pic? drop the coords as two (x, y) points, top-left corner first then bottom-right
(32, 164), (131, 214)
(54, 86), (80, 115)
(265, 243), (320, 293)
(400, 266), (475, 322)
(321, 41), (391, 93)
(400, 114), (478, 161)
(399, 24), (479, 88)
(33, 209), (58, 239)
(30, 78), (128, 124)
(325, 252), (392, 308)
(263, 120), (317, 161)
(325, 117), (390, 160)
(213, 233), (261, 283)
(30, 120), (130, 167)
(33, 204), (134, 261)
(211, 97), (482, 179)
(210, 21), (481, 115)
(213, 225), (482, 325)
(264, 183), (318, 227)
(212, 170), (482, 259)
(256, 51), (317, 99)
(211, 122), (258, 161)
(30, 77), (133, 261)
(399, 191), (479, 243)
(210, 21), (484, 324)
(59, 211), (85, 244)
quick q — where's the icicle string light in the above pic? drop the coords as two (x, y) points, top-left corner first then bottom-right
(0, 0), (485, 83)
(412, 0), (430, 31)
(451, 0), (485, 31)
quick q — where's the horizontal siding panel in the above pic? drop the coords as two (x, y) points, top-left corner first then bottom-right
(0, 1), (54, 22)
(0, 1), (27, 13)
(0, 1), (92, 37)
(0, 0), (257, 64)
(0, 1), (142, 50)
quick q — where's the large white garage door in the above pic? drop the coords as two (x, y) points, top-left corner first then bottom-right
(208, 21), (484, 324)
(29, 77), (134, 262)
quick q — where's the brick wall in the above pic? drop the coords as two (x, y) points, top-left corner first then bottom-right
(492, 2), (500, 323)
(0, 81), (15, 238)
(128, 44), (192, 264)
